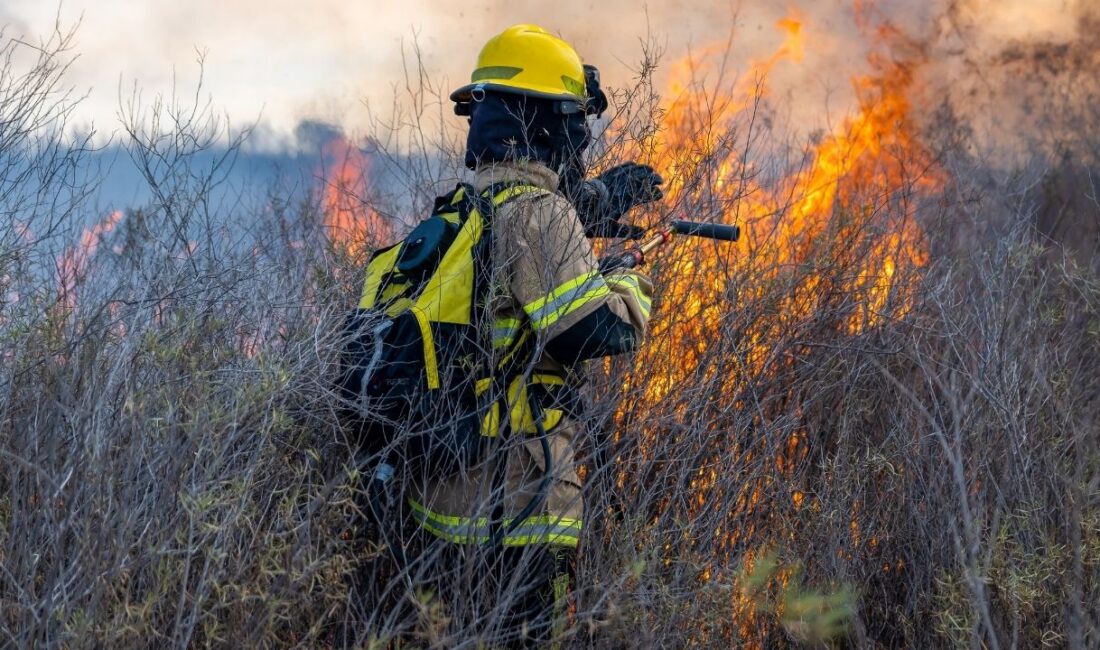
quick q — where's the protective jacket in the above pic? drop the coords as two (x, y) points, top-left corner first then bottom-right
(407, 159), (652, 548)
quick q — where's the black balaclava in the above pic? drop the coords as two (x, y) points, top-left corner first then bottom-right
(464, 91), (590, 192)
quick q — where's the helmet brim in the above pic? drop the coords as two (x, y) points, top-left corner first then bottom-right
(450, 82), (584, 105)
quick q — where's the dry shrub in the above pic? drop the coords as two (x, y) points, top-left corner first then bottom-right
(1, 23), (1098, 650)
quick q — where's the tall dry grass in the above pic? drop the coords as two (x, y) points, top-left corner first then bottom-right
(1, 24), (1098, 650)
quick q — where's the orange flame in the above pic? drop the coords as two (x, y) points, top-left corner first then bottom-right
(58, 210), (124, 310)
(624, 14), (934, 404)
(320, 135), (390, 257)
(610, 13), (939, 638)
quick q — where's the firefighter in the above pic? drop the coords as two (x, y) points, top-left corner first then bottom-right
(404, 24), (663, 646)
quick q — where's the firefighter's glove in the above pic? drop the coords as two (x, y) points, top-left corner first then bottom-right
(575, 163), (664, 239)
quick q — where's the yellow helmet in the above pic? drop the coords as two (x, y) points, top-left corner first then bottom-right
(450, 24), (586, 104)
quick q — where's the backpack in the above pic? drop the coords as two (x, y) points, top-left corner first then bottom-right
(336, 182), (546, 478)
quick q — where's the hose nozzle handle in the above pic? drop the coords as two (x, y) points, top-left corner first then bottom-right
(670, 220), (740, 241)
(597, 221), (739, 273)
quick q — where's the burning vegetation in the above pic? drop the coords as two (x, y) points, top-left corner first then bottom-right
(320, 134), (391, 258)
(2, 3), (1099, 648)
(628, 14), (934, 391)
(580, 14), (947, 644)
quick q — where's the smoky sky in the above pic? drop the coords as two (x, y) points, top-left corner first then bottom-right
(1, 0), (1093, 155)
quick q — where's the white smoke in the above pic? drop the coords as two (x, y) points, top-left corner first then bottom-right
(1, 0), (1094, 159)
(922, 0), (1100, 161)
(0, 1), (892, 148)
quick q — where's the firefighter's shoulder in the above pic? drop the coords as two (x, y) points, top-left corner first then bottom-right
(500, 188), (579, 227)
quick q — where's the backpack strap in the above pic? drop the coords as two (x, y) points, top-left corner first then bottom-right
(463, 180), (548, 330)
(432, 184), (464, 214)
(463, 180), (547, 432)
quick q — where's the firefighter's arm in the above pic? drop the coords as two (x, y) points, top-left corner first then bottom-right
(507, 192), (653, 364)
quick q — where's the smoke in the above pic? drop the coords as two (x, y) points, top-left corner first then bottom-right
(2, 0), (1094, 163)
(419, 0), (1100, 164)
(423, 1), (890, 137)
(921, 0), (1100, 162)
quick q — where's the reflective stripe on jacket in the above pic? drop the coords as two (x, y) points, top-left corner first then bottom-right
(409, 498), (582, 548)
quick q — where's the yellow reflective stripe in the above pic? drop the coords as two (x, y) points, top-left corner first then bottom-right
(502, 533), (578, 548)
(408, 498), (482, 526)
(491, 184), (547, 206)
(409, 498), (583, 535)
(408, 498), (582, 547)
(523, 271), (610, 331)
(409, 505), (584, 533)
(607, 273), (651, 319)
(409, 306), (440, 390)
(492, 317), (522, 349)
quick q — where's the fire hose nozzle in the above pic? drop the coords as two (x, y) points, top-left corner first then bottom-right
(598, 220), (740, 273)
(670, 220), (740, 242)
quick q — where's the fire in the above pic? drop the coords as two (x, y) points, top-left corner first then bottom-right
(320, 135), (390, 257)
(608, 10), (939, 641)
(57, 210), (125, 311)
(624, 13), (934, 403)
